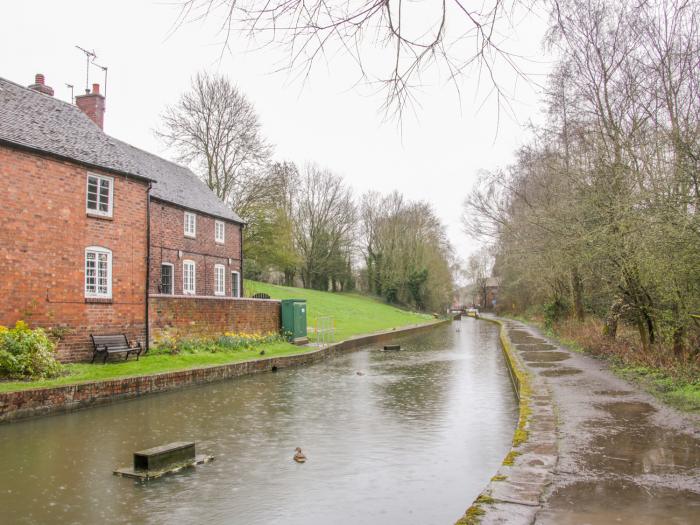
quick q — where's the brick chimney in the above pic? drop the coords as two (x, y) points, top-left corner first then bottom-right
(27, 73), (54, 96)
(76, 83), (106, 129)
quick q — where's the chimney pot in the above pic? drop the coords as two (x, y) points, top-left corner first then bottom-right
(92, 83), (100, 94)
(28, 73), (54, 97)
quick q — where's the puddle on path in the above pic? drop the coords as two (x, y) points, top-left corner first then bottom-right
(521, 351), (571, 362)
(509, 334), (546, 345)
(536, 480), (700, 524)
(579, 402), (700, 477)
(598, 401), (657, 420)
(527, 362), (558, 368)
(594, 390), (633, 397)
(539, 368), (582, 377)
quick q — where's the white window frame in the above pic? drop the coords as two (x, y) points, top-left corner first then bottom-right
(184, 212), (197, 238)
(231, 271), (241, 298)
(85, 246), (112, 299)
(214, 264), (226, 296)
(85, 173), (114, 217)
(183, 260), (196, 295)
(215, 220), (225, 244)
(160, 262), (174, 295)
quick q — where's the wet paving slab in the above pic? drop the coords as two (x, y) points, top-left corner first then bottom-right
(514, 343), (559, 352)
(496, 321), (700, 524)
(538, 367), (582, 377)
(521, 351), (571, 362)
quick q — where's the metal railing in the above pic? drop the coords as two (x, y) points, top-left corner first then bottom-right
(314, 317), (335, 348)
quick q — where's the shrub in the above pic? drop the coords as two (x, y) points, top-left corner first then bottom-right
(0, 321), (63, 379)
(543, 298), (570, 329)
(152, 331), (284, 354)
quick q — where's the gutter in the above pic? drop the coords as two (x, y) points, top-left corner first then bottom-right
(145, 182), (152, 352)
(240, 223), (245, 297)
(0, 138), (155, 184)
(149, 196), (246, 226)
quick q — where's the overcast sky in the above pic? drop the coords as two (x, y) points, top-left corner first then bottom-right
(2, 1), (554, 265)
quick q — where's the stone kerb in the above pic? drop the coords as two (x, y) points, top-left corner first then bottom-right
(456, 317), (559, 525)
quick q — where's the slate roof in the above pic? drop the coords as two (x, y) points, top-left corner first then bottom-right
(113, 139), (243, 223)
(0, 76), (242, 223)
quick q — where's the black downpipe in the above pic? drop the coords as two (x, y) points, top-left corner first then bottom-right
(239, 224), (244, 297)
(145, 183), (152, 352)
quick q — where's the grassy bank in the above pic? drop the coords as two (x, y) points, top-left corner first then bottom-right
(245, 281), (432, 341)
(1, 284), (433, 393)
(0, 341), (304, 393)
(512, 314), (700, 413)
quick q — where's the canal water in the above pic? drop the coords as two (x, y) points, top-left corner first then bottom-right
(0, 319), (517, 524)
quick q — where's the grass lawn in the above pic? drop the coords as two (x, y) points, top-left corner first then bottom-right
(1, 284), (434, 393)
(245, 280), (433, 341)
(0, 341), (305, 393)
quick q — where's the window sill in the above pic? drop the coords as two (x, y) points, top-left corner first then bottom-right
(215, 241), (225, 246)
(184, 234), (196, 239)
(86, 212), (113, 221)
(85, 297), (113, 304)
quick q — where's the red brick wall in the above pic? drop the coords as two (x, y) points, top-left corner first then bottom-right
(0, 145), (149, 361)
(149, 296), (280, 341)
(149, 200), (243, 297)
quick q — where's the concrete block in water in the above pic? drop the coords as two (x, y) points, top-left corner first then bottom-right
(114, 441), (213, 480)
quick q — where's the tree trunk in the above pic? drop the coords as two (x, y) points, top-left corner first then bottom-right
(603, 298), (622, 339)
(570, 267), (585, 322)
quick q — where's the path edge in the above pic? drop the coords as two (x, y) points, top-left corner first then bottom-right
(455, 317), (558, 525)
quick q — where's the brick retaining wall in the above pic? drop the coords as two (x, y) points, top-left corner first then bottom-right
(0, 320), (447, 423)
(148, 295), (281, 342)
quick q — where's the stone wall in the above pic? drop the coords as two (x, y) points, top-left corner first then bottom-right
(0, 145), (149, 362)
(148, 295), (281, 342)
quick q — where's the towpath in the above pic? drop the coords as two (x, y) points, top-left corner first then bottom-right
(499, 318), (700, 524)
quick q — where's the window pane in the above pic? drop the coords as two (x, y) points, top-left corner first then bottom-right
(85, 249), (110, 296)
(87, 177), (98, 210)
(161, 265), (172, 294)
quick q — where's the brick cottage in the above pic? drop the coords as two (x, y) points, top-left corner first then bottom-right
(0, 74), (279, 361)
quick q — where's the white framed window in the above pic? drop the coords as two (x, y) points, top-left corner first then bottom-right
(184, 212), (196, 238)
(85, 246), (112, 298)
(214, 264), (226, 296)
(86, 173), (113, 217)
(215, 220), (225, 244)
(160, 263), (174, 294)
(231, 271), (240, 298)
(183, 260), (196, 294)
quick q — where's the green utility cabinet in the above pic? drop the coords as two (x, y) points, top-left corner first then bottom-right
(281, 299), (308, 344)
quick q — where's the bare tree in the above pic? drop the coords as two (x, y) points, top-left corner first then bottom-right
(466, 249), (492, 309)
(175, 0), (530, 116)
(293, 164), (356, 290)
(157, 72), (272, 217)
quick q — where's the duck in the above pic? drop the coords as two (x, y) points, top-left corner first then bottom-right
(356, 371), (365, 376)
(293, 447), (307, 463)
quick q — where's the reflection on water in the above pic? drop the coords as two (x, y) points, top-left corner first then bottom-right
(0, 320), (517, 525)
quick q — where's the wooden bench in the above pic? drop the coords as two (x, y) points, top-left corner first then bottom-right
(90, 334), (144, 364)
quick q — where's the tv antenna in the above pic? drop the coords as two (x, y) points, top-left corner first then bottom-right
(92, 60), (108, 98)
(75, 45), (96, 93)
(65, 83), (74, 103)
